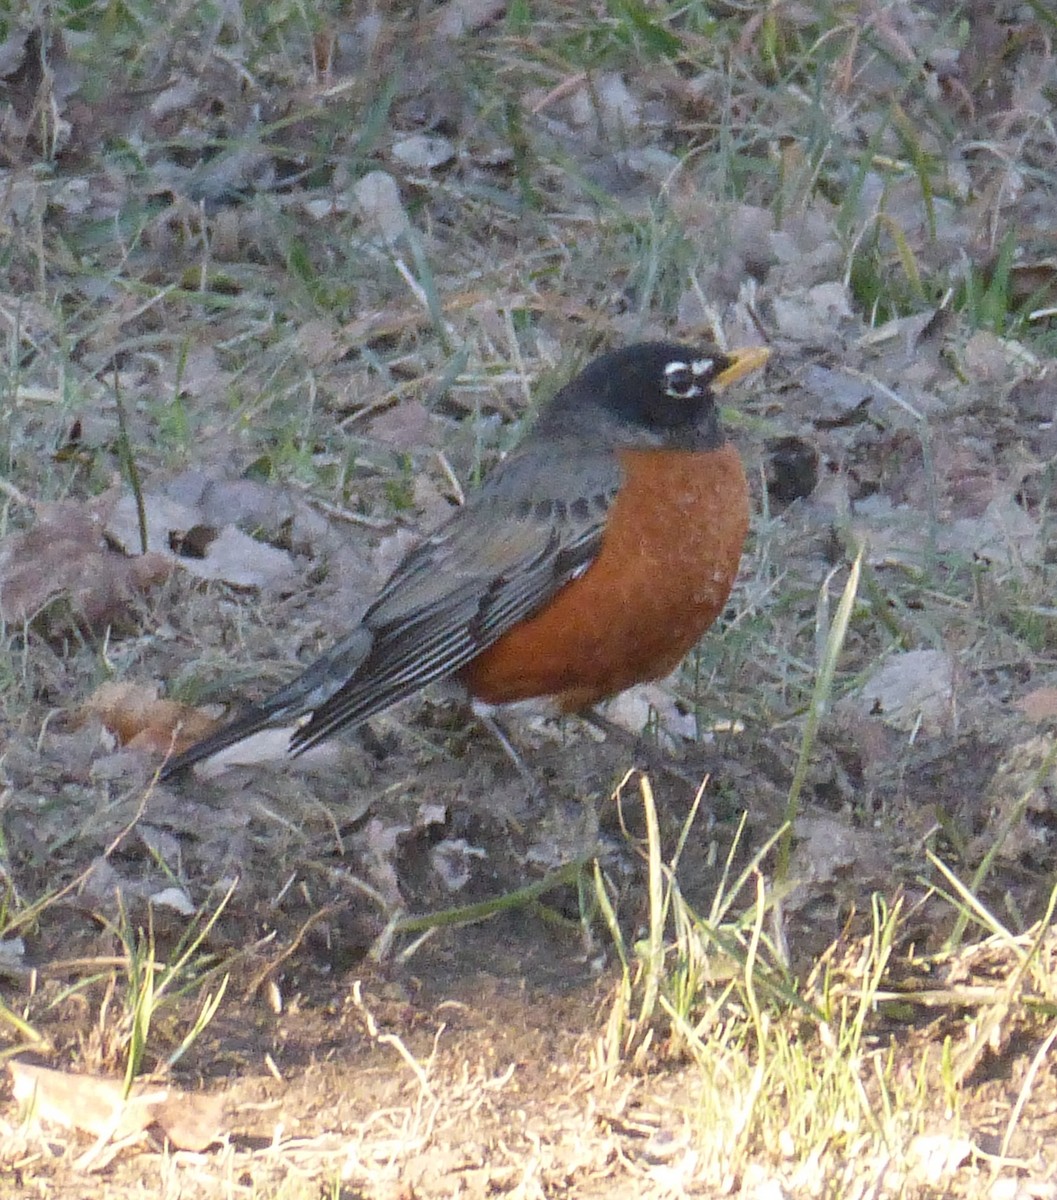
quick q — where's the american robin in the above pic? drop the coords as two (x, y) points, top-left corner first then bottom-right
(159, 340), (769, 779)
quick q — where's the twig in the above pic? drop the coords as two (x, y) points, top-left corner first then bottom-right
(0, 476), (37, 513)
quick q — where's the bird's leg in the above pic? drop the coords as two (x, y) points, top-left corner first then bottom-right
(472, 707), (542, 794)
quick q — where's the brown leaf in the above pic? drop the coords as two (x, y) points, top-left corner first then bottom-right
(106, 493), (297, 589)
(772, 282), (853, 342)
(80, 681), (219, 756)
(8, 1061), (227, 1150)
(1015, 688), (1057, 723)
(152, 1088), (228, 1151)
(0, 28), (82, 161)
(0, 499), (172, 636)
(365, 400), (434, 449)
(1009, 256), (1057, 310)
(10, 1061), (165, 1140)
(851, 650), (956, 736)
(430, 0), (507, 40)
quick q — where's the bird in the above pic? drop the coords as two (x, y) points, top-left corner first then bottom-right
(158, 339), (769, 780)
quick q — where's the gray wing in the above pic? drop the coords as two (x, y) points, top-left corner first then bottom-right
(288, 445), (619, 753)
(160, 444), (619, 775)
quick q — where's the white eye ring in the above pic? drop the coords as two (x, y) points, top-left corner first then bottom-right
(663, 358), (712, 399)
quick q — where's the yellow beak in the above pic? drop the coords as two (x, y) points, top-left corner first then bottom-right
(713, 345), (771, 390)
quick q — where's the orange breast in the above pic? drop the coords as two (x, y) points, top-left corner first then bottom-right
(460, 443), (749, 710)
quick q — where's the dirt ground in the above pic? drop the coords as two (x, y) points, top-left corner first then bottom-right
(2, 0), (1057, 1196)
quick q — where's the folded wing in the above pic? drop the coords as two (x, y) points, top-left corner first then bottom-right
(160, 444), (620, 775)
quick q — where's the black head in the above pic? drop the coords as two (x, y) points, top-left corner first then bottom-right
(535, 340), (768, 451)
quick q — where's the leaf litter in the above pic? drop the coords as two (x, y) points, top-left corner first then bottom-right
(1, 0), (1057, 1194)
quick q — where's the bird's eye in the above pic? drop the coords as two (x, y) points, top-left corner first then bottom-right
(663, 358), (712, 399)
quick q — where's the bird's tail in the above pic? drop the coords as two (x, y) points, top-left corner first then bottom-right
(157, 700), (291, 779)
(158, 629), (373, 780)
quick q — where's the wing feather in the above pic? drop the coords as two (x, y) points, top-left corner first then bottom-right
(274, 447), (620, 758)
(161, 444), (620, 774)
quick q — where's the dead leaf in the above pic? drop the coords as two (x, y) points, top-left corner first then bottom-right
(8, 1061), (226, 1150)
(944, 495), (1039, 565)
(9, 1061), (162, 1140)
(391, 134), (455, 171)
(173, 525), (297, 588)
(851, 649), (955, 735)
(0, 499), (172, 635)
(431, 837), (486, 892)
(851, 491), (1039, 572)
(772, 282), (853, 342)
(0, 29), (30, 80)
(79, 681), (220, 756)
(567, 72), (643, 135)
(1015, 688), (1057, 723)
(790, 814), (866, 884)
(1008, 373), (1057, 425)
(858, 309), (941, 356)
(148, 886), (196, 916)
(294, 317), (347, 367)
(152, 1088), (228, 1151)
(191, 474), (330, 552)
(106, 492), (298, 589)
(0, 937), (26, 970)
(800, 366), (875, 424)
(978, 734), (1057, 867)
(365, 400), (435, 449)
(906, 1135), (973, 1187)
(1010, 254), (1057, 310)
(962, 330), (1019, 384)
(604, 681), (698, 749)
(0, 28), (81, 160)
(431, 0), (507, 40)
(354, 170), (410, 245)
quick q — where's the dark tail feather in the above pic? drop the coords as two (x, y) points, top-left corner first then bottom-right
(157, 702), (288, 780)
(158, 631), (374, 780)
